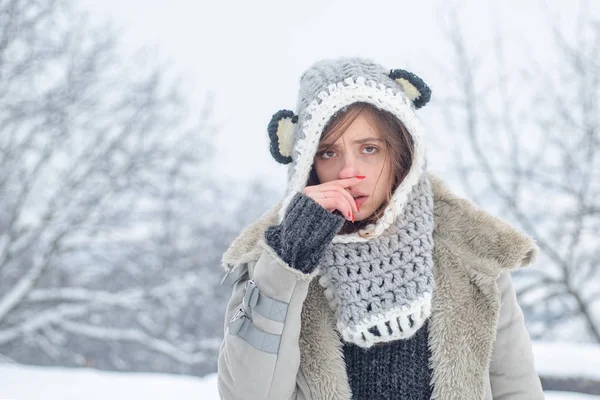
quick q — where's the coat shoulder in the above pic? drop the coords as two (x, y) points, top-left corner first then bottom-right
(428, 172), (539, 276)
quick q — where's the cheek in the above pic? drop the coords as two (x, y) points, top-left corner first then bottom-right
(371, 161), (394, 200)
(313, 159), (333, 182)
(367, 157), (391, 181)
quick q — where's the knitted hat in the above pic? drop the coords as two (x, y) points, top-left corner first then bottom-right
(267, 56), (432, 243)
(268, 57), (435, 347)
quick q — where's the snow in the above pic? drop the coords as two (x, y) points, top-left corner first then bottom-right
(533, 342), (600, 381)
(1, 341), (600, 399)
(0, 363), (219, 399)
(546, 394), (600, 400)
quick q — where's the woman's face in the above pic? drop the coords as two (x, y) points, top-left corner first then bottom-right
(313, 113), (393, 221)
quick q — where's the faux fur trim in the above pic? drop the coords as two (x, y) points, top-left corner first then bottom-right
(299, 279), (353, 399)
(427, 239), (501, 400)
(220, 200), (282, 271)
(428, 174), (539, 276)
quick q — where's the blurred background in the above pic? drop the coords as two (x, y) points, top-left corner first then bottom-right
(0, 0), (599, 398)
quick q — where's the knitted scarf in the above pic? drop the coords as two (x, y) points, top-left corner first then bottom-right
(316, 174), (435, 348)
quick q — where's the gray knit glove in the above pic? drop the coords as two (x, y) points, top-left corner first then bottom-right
(264, 192), (346, 274)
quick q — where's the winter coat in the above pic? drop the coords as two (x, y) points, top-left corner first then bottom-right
(217, 173), (545, 400)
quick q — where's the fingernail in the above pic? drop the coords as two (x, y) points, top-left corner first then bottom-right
(347, 211), (351, 219)
(356, 175), (366, 179)
(352, 213), (355, 222)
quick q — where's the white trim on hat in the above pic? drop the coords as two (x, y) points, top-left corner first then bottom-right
(277, 75), (427, 243)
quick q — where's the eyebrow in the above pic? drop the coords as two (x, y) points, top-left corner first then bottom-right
(319, 137), (384, 148)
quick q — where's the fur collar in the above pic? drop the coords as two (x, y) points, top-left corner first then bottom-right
(221, 173), (538, 400)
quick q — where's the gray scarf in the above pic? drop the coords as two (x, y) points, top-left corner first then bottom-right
(316, 174), (435, 348)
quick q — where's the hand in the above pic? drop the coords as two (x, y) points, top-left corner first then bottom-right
(302, 176), (365, 222)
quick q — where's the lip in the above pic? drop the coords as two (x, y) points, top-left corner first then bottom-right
(349, 190), (368, 197)
(354, 195), (369, 208)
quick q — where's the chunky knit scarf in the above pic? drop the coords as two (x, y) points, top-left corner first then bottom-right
(316, 174), (435, 348)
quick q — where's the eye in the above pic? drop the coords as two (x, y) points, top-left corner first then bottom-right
(319, 150), (336, 159)
(362, 145), (378, 154)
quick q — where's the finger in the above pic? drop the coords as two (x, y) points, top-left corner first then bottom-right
(316, 182), (359, 213)
(332, 176), (366, 188)
(310, 190), (352, 221)
(302, 189), (353, 220)
(321, 196), (353, 221)
(303, 176), (364, 193)
(327, 185), (359, 214)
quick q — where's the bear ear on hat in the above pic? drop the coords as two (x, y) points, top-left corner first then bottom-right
(268, 109), (297, 165)
(389, 69), (432, 109)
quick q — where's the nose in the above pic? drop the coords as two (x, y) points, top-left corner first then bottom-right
(337, 152), (361, 180)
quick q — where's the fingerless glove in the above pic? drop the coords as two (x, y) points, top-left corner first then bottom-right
(264, 192), (346, 274)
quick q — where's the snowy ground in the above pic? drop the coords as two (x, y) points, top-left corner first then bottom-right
(0, 363), (219, 399)
(533, 341), (600, 381)
(1, 341), (599, 399)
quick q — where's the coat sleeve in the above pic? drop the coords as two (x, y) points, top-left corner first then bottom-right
(217, 240), (315, 400)
(489, 271), (545, 400)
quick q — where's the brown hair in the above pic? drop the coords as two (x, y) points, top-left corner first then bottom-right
(306, 102), (414, 234)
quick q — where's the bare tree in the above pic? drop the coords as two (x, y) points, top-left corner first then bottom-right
(435, 1), (600, 342)
(0, 0), (226, 374)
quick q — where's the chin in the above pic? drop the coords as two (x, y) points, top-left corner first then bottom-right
(354, 212), (371, 221)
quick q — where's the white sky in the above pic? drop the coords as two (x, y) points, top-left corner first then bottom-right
(80, 0), (596, 191)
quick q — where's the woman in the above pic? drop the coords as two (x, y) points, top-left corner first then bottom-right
(217, 57), (545, 400)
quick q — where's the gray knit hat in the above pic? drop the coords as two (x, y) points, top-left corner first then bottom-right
(267, 56), (432, 244)
(268, 57), (435, 347)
